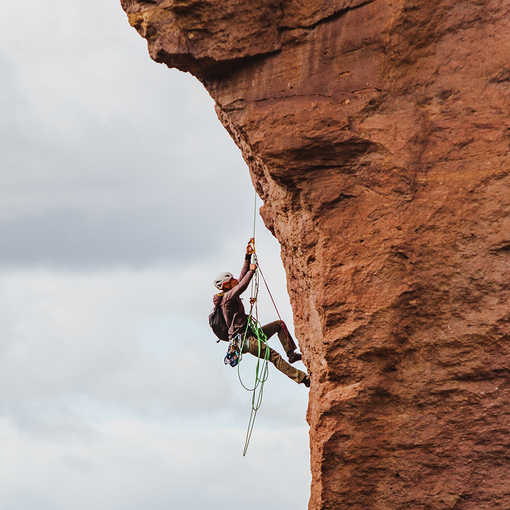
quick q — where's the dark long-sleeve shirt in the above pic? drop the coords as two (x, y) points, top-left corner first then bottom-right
(212, 254), (254, 339)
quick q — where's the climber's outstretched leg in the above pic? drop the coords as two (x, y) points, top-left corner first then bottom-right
(260, 320), (302, 363)
(246, 337), (308, 385)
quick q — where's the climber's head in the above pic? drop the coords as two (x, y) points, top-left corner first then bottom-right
(214, 272), (235, 291)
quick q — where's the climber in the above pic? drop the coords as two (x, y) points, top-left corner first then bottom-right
(213, 241), (310, 387)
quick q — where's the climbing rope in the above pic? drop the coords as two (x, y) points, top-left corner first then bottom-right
(251, 188), (294, 348)
(239, 315), (269, 456)
(235, 191), (295, 456)
(233, 192), (272, 456)
(257, 263), (296, 351)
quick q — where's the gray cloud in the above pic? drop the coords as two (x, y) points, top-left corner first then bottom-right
(0, 205), (245, 268)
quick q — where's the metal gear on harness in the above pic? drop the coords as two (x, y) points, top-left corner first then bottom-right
(224, 335), (242, 367)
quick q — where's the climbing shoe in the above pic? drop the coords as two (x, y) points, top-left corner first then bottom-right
(302, 375), (310, 388)
(288, 351), (302, 364)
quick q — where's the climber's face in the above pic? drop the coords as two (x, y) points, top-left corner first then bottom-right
(224, 278), (238, 290)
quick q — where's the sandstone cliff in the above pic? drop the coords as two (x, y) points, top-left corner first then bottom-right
(120, 1), (510, 508)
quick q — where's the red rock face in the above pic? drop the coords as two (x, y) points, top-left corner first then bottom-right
(120, 0), (510, 508)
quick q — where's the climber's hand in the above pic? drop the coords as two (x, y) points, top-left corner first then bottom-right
(250, 263), (257, 271)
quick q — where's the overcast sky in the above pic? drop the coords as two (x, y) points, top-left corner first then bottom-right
(0, 1), (310, 509)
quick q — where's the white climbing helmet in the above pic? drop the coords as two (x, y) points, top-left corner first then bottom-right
(214, 272), (233, 290)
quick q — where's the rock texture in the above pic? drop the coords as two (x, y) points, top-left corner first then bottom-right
(121, 0), (510, 508)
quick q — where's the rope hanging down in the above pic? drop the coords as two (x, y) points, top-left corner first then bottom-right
(236, 191), (296, 456)
(236, 192), (270, 456)
(237, 232), (270, 456)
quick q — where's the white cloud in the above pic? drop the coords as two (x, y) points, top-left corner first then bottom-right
(0, 418), (309, 510)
